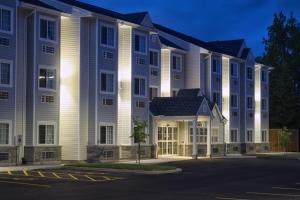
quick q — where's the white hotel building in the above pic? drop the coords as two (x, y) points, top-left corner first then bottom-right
(0, 0), (270, 165)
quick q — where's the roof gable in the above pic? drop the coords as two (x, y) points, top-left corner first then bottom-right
(207, 39), (245, 57)
(124, 12), (154, 27)
(158, 35), (185, 50)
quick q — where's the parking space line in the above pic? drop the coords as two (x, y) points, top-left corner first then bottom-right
(38, 171), (45, 178)
(247, 192), (300, 197)
(52, 172), (61, 179)
(0, 180), (51, 188)
(68, 174), (78, 181)
(23, 170), (29, 176)
(216, 197), (248, 200)
(84, 175), (96, 182)
(7, 171), (12, 175)
(272, 186), (300, 191)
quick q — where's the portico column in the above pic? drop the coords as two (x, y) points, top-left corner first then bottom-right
(192, 118), (197, 159)
(207, 117), (212, 158)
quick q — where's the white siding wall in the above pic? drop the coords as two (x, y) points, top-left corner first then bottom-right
(161, 49), (171, 97)
(222, 57), (230, 143)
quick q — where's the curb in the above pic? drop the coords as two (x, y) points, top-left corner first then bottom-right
(0, 164), (63, 172)
(256, 156), (300, 160)
(63, 166), (182, 175)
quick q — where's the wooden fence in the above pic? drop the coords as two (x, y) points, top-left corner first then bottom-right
(269, 129), (299, 152)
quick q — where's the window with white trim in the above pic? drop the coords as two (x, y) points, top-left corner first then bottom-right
(39, 68), (56, 90)
(261, 98), (267, 111)
(134, 77), (146, 96)
(212, 59), (221, 74)
(100, 25), (115, 48)
(230, 129), (238, 142)
(0, 61), (11, 86)
(134, 34), (146, 54)
(150, 50), (159, 67)
(0, 122), (9, 145)
(38, 124), (55, 145)
(261, 130), (268, 142)
(246, 129), (253, 142)
(40, 17), (56, 41)
(149, 87), (158, 100)
(230, 94), (238, 108)
(212, 128), (219, 143)
(0, 7), (12, 33)
(230, 63), (238, 77)
(100, 72), (114, 94)
(172, 54), (182, 71)
(247, 67), (253, 80)
(247, 96), (253, 110)
(213, 91), (221, 106)
(98, 125), (114, 145)
(189, 126), (207, 144)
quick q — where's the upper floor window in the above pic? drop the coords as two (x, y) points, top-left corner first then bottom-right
(101, 25), (115, 48)
(149, 87), (158, 100)
(0, 122), (9, 145)
(261, 70), (267, 83)
(39, 68), (56, 90)
(40, 17), (57, 42)
(247, 67), (253, 80)
(213, 91), (221, 106)
(230, 94), (238, 108)
(150, 50), (159, 67)
(247, 96), (253, 110)
(134, 77), (146, 97)
(100, 71), (115, 94)
(261, 98), (268, 111)
(212, 59), (221, 74)
(0, 7), (12, 34)
(172, 54), (182, 72)
(230, 63), (238, 78)
(134, 33), (147, 54)
(0, 60), (12, 87)
(38, 123), (56, 145)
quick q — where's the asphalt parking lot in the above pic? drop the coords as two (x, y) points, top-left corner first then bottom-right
(0, 158), (300, 200)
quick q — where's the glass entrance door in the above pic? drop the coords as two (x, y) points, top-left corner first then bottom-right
(157, 126), (178, 155)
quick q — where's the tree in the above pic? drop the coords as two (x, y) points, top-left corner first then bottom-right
(131, 118), (148, 164)
(279, 127), (291, 152)
(261, 12), (300, 129)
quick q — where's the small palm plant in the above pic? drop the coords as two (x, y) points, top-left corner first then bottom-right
(131, 118), (148, 164)
(279, 126), (291, 153)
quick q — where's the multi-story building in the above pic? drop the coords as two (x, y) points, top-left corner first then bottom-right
(0, 0), (270, 165)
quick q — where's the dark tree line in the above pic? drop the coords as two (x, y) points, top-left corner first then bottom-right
(259, 12), (300, 130)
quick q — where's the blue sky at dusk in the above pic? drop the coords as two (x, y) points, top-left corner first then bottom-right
(81, 0), (300, 56)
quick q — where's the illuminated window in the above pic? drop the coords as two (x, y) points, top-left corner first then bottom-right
(212, 128), (219, 143)
(39, 68), (56, 90)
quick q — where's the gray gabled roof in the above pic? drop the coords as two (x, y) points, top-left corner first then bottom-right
(240, 48), (251, 60)
(123, 12), (149, 25)
(207, 39), (245, 58)
(158, 35), (185, 50)
(21, 0), (64, 12)
(177, 88), (201, 98)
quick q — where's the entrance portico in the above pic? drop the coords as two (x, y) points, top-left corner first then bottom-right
(150, 89), (227, 158)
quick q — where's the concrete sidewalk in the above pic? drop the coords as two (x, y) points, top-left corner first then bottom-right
(117, 156), (192, 164)
(0, 164), (63, 172)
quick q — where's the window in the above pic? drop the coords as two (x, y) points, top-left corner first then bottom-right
(174, 74), (181, 80)
(213, 91), (221, 106)
(150, 50), (159, 67)
(212, 128), (219, 143)
(261, 98), (267, 111)
(134, 34), (146, 54)
(230, 63), (238, 77)
(0, 91), (8, 100)
(172, 89), (179, 97)
(172, 54), (182, 72)
(247, 96), (253, 110)
(246, 130), (253, 142)
(212, 59), (221, 74)
(42, 151), (55, 160)
(101, 25), (115, 48)
(150, 68), (158, 76)
(149, 87), (158, 100)
(0, 123), (9, 145)
(261, 70), (267, 83)
(40, 17), (56, 41)
(0, 61), (12, 86)
(189, 126), (207, 144)
(230, 94), (238, 108)
(134, 77), (146, 96)
(247, 67), (253, 80)
(230, 129), (238, 143)
(39, 68), (56, 90)
(38, 124), (55, 145)
(0, 153), (8, 161)
(261, 130), (268, 142)
(100, 72), (114, 94)
(0, 7), (12, 33)
(98, 125), (114, 145)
